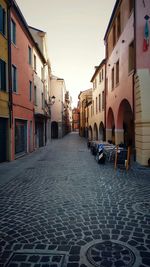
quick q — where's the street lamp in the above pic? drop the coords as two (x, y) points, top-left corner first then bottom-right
(49, 95), (56, 105)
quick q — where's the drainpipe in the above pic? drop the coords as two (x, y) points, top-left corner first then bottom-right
(7, 0), (13, 128)
(133, 0), (136, 161)
(104, 60), (107, 141)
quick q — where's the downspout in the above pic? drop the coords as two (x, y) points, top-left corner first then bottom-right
(104, 61), (107, 141)
(7, 0), (12, 128)
(133, 0), (136, 161)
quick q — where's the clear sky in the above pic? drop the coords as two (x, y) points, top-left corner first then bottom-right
(16, 0), (116, 107)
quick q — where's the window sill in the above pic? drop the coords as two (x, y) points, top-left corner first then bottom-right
(128, 69), (134, 76)
(115, 82), (119, 88)
(0, 89), (7, 93)
(0, 32), (7, 39)
(11, 41), (17, 48)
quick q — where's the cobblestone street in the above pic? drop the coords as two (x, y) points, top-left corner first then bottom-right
(0, 133), (150, 267)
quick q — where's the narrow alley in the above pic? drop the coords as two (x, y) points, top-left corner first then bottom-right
(0, 133), (150, 267)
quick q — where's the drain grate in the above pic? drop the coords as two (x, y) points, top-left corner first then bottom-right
(86, 241), (135, 267)
(7, 252), (66, 267)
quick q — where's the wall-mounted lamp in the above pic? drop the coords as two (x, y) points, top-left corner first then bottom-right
(122, 39), (125, 43)
(49, 95), (56, 105)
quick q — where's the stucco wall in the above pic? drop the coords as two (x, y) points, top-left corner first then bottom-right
(11, 10), (34, 159)
(135, 70), (150, 165)
(0, 0), (9, 118)
(106, 12), (134, 129)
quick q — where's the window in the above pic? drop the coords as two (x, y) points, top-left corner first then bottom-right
(113, 23), (116, 47)
(102, 91), (105, 110)
(99, 94), (101, 112)
(29, 81), (32, 101)
(28, 46), (32, 65)
(102, 68), (103, 81)
(112, 67), (114, 90)
(91, 105), (92, 117)
(12, 65), (17, 92)
(129, 0), (134, 14)
(129, 41), (134, 73)
(96, 97), (98, 113)
(42, 92), (44, 109)
(34, 55), (36, 71)
(0, 59), (6, 91)
(95, 78), (97, 89)
(99, 72), (101, 83)
(41, 67), (44, 81)
(11, 19), (16, 44)
(92, 100), (94, 115)
(116, 61), (119, 84)
(34, 85), (37, 105)
(117, 12), (121, 39)
(0, 5), (6, 35)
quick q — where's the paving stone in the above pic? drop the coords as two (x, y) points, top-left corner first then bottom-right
(0, 133), (150, 266)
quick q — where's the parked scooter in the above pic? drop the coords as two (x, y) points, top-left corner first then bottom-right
(96, 144), (105, 164)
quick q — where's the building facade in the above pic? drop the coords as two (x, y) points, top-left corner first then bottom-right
(10, 1), (35, 159)
(29, 26), (51, 148)
(72, 107), (79, 132)
(134, 0), (150, 165)
(0, 0), (10, 162)
(90, 59), (106, 141)
(50, 76), (68, 138)
(104, 0), (150, 165)
(78, 89), (92, 137)
(104, 0), (134, 147)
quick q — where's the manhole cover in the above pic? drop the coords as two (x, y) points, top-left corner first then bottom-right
(132, 202), (150, 215)
(7, 252), (66, 267)
(86, 241), (135, 267)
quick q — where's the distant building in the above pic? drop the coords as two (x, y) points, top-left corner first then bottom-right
(78, 89), (92, 137)
(89, 59), (106, 141)
(72, 107), (79, 132)
(50, 76), (71, 138)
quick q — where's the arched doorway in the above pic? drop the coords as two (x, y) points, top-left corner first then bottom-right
(117, 99), (134, 146)
(93, 123), (98, 140)
(51, 121), (58, 139)
(99, 121), (105, 141)
(107, 108), (115, 144)
(88, 126), (93, 140)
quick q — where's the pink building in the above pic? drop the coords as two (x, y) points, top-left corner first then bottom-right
(104, 0), (150, 165)
(10, 1), (36, 159)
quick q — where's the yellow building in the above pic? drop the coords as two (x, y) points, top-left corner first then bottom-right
(0, 0), (9, 162)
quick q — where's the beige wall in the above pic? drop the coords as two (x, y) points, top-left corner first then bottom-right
(135, 70), (150, 165)
(50, 77), (66, 123)
(91, 65), (105, 140)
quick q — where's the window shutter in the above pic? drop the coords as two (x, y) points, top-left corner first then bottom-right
(2, 61), (6, 90)
(0, 60), (6, 91)
(3, 8), (6, 35)
(0, 5), (3, 33)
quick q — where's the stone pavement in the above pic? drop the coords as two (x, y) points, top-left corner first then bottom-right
(0, 132), (150, 267)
